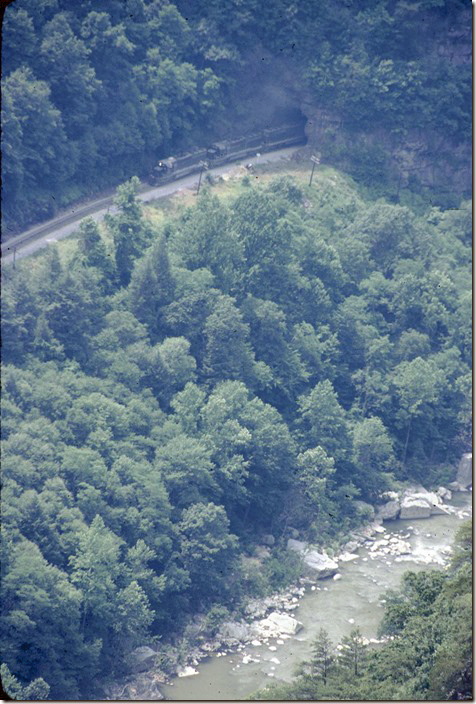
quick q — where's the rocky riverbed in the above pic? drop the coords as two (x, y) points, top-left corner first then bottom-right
(105, 475), (472, 700)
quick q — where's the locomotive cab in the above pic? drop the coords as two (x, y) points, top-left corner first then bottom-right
(149, 157), (176, 184)
(207, 142), (227, 160)
(155, 156), (175, 174)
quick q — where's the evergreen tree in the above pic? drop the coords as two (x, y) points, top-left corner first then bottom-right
(77, 217), (116, 289)
(107, 177), (149, 287)
(309, 628), (335, 684)
(128, 235), (175, 335)
(338, 628), (367, 677)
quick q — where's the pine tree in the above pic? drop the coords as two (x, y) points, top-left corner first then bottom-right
(107, 177), (149, 287)
(152, 235), (175, 307)
(128, 236), (176, 336)
(77, 217), (115, 289)
(310, 628), (335, 684)
(338, 628), (367, 677)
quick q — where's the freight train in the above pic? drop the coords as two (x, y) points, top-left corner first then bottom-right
(148, 123), (306, 186)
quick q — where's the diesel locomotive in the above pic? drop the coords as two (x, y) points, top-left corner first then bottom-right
(148, 122), (306, 186)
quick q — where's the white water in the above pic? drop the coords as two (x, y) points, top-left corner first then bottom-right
(162, 491), (472, 700)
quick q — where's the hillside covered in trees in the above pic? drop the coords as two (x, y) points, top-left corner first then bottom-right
(255, 521), (472, 701)
(1, 163), (471, 697)
(2, 0), (471, 233)
(1, 0), (472, 699)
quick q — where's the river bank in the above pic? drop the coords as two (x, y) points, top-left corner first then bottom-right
(105, 480), (472, 700)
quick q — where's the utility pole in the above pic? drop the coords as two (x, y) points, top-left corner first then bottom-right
(13, 246), (17, 270)
(309, 153), (321, 187)
(197, 161), (208, 195)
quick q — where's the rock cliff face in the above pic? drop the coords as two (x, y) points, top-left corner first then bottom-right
(299, 100), (471, 196)
(456, 453), (473, 489)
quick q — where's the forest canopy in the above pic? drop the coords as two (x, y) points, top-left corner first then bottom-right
(0, 0), (471, 699)
(1, 0), (471, 232)
(1, 166), (471, 697)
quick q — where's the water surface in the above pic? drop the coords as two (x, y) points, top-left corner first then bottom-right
(163, 492), (472, 700)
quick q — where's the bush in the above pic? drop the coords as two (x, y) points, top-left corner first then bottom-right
(264, 549), (302, 590)
(205, 605), (231, 636)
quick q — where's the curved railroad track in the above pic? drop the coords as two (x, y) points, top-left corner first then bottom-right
(1, 146), (301, 266)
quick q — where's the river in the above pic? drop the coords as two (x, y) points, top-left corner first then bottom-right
(162, 491), (472, 700)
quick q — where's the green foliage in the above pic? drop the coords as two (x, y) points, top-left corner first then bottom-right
(1, 109), (470, 698)
(263, 549), (302, 592)
(178, 502), (239, 601)
(205, 605), (231, 636)
(0, 664), (50, 701)
(2, 0), (470, 234)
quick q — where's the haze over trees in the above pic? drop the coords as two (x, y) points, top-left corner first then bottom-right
(1, 0), (472, 700)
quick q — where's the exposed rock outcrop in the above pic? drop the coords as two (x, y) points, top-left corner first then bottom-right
(128, 646), (158, 674)
(456, 453), (473, 489)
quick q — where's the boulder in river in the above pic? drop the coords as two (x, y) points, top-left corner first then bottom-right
(399, 497), (431, 519)
(376, 500), (400, 521)
(303, 550), (338, 578)
(255, 611), (303, 636)
(400, 488), (450, 517)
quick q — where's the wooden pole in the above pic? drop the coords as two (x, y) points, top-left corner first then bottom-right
(197, 164), (207, 195)
(309, 160), (316, 187)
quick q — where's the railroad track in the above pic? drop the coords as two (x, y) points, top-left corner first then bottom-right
(1, 145), (301, 266)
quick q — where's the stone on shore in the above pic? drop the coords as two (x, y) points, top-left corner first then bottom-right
(437, 486), (452, 501)
(177, 666), (198, 677)
(339, 551), (359, 562)
(287, 538), (307, 554)
(261, 534), (275, 547)
(219, 621), (252, 643)
(286, 539), (338, 578)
